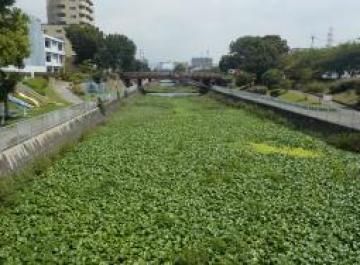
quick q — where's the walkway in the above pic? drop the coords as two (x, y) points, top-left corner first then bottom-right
(51, 80), (83, 105)
(211, 86), (360, 131)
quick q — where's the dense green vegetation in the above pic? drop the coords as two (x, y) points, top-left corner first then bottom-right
(145, 84), (198, 93)
(0, 96), (359, 264)
(220, 35), (360, 108)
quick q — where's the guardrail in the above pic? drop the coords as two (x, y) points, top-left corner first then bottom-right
(211, 86), (360, 131)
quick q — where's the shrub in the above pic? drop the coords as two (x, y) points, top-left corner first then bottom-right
(92, 71), (104, 84)
(329, 79), (360, 94)
(304, 82), (327, 94)
(270, 89), (285, 97)
(327, 133), (360, 153)
(279, 79), (293, 90)
(262, 69), (284, 89)
(61, 72), (88, 84)
(235, 71), (254, 87)
(247, 86), (267, 95)
(72, 84), (85, 96)
(297, 68), (314, 83)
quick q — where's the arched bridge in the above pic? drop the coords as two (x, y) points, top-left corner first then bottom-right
(121, 72), (231, 90)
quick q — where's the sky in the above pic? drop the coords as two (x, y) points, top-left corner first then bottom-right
(16, 0), (360, 65)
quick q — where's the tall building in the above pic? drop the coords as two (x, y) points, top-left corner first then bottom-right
(155, 62), (176, 72)
(191, 57), (213, 71)
(47, 0), (95, 25)
(44, 0), (96, 65)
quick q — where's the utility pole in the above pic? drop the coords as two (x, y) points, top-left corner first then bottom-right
(327, 27), (334, 48)
(310, 35), (316, 48)
(139, 49), (145, 72)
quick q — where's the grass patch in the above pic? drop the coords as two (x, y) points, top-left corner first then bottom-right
(333, 89), (359, 107)
(279, 90), (322, 106)
(250, 142), (322, 158)
(23, 77), (48, 96)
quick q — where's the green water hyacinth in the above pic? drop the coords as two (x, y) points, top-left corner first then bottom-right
(0, 96), (359, 264)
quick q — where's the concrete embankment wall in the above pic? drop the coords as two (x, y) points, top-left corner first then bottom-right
(209, 89), (358, 134)
(0, 87), (138, 178)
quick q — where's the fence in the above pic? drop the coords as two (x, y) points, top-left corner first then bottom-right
(211, 86), (360, 131)
(0, 93), (119, 153)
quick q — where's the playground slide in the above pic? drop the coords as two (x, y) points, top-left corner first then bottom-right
(8, 95), (33, 109)
(18, 92), (40, 107)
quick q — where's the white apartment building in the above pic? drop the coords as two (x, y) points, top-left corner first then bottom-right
(47, 0), (95, 25)
(45, 35), (65, 73)
(1, 16), (66, 76)
(2, 16), (47, 76)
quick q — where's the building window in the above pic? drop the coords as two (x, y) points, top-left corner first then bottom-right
(45, 39), (50, 48)
(58, 43), (63, 51)
(46, 53), (52, 62)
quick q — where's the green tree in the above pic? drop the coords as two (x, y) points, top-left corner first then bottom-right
(281, 49), (328, 81)
(319, 43), (360, 78)
(220, 35), (289, 79)
(174, 63), (186, 73)
(235, 70), (254, 87)
(132, 59), (150, 72)
(219, 55), (239, 73)
(0, 0), (30, 125)
(97, 34), (136, 72)
(262, 69), (284, 89)
(65, 24), (104, 64)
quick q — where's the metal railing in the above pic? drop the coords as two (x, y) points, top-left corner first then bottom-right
(211, 86), (360, 131)
(0, 93), (119, 153)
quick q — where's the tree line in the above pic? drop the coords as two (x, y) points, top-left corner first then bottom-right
(65, 24), (149, 73)
(219, 35), (360, 95)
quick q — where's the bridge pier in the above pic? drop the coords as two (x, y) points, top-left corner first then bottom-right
(137, 78), (146, 94)
(124, 78), (132, 88)
(198, 78), (211, 94)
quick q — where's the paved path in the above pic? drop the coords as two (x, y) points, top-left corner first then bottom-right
(211, 86), (360, 131)
(51, 80), (83, 105)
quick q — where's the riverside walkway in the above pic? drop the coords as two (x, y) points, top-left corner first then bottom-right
(211, 86), (360, 132)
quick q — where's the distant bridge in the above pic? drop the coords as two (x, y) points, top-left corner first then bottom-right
(121, 72), (231, 90)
